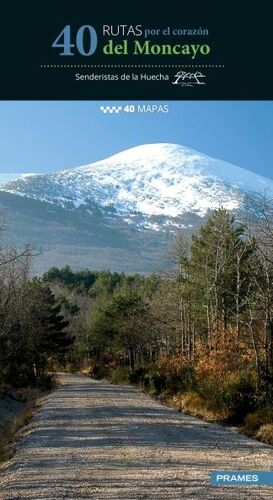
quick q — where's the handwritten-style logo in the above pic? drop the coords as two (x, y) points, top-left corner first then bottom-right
(172, 71), (206, 86)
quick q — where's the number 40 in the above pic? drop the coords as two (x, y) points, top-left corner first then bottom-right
(52, 25), (98, 56)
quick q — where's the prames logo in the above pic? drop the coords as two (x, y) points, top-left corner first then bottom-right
(211, 471), (273, 486)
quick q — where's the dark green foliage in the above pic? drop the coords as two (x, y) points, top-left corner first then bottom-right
(90, 364), (109, 380)
(198, 373), (256, 423)
(13, 206), (273, 431)
(0, 281), (73, 387)
(43, 265), (99, 292)
(43, 266), (152, 299)
(59, 296), (80, 316)
(143, 372), (166, 394)
(128, 367), (147, 385)
(188, 208), (256, 327)
(222, 375), (256, 423)
(135, 366), (196, 396)
(88, 271), (124, 297)
(110, 367), (131, 384)
(167, 366), (196, 394)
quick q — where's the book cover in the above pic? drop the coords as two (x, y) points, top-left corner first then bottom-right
(0, 3), (273, 498)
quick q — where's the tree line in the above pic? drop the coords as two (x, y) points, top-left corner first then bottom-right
(38, 201), (273, 425)
(2, 199), (273, 435)
(0, 242), (73, 387)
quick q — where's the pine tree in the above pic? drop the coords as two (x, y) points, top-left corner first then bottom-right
(188, 208), (255, 335)
(27, 284), (73, 371)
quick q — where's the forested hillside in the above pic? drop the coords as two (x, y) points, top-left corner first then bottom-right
(2, 203), (273, 444)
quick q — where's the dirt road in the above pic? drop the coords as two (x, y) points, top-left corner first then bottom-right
(1, 373), (273, 499)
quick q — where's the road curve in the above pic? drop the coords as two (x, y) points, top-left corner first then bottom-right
(1, 373), (273, 499)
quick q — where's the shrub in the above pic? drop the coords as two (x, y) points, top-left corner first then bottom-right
(198, 373), (255, 423)
(221, 374), (255, 423)
(178, 390), (219, 421)
(243, 407), (273, 436)
(109, 366), (130, 384)
(124, 367), (167, 394)
(65, 363), (78, 374)
(34, 372), (56, 390)
(137, 371), (167, 394)
(150, 372), (167, 394)
(157, 354), (191, 379)
(256, 424), (273, 445)
(128, 367), (147, 385)
(166, 366), (196, 394)
(142, 372), (155, 392)
(90, 364), (109, 380)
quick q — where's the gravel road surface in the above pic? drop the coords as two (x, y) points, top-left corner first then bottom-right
(1, 372), (273, 499)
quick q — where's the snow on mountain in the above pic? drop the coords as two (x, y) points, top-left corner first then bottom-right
(0, 144), (271, 229)
(0, 173), (36, 186)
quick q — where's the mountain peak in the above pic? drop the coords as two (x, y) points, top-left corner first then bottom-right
(1, 143), (272, 223)
(77, 143), (201, 173)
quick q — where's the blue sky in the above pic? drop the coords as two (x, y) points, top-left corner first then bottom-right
(0, 101), (272, 179)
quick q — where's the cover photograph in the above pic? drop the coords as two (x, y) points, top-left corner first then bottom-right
(0, 3), (273, 498)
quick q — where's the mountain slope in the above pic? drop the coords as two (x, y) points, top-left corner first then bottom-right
(0, 173), (36, 186)
(0, 143), (271, 274)
(1, 144), (271, 229)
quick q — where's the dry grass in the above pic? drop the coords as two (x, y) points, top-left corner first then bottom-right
(0, 406), (34, 462)
(170, 394), (273, 446)
(168, 390), (227, 422)
(8, 407), (33, 437)
(242, 407), (273, 446)
(256, 424), (273, 445)
(0, 384), (52, 464)
(167, 391), (227, 422)
(243, 407), (273, 436)
(80, 368), (91, 376)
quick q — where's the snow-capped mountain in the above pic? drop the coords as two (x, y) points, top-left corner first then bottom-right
(0, 173), (36, 186)
(0, 143), (272, 274)
(0, 143), (271, 232)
